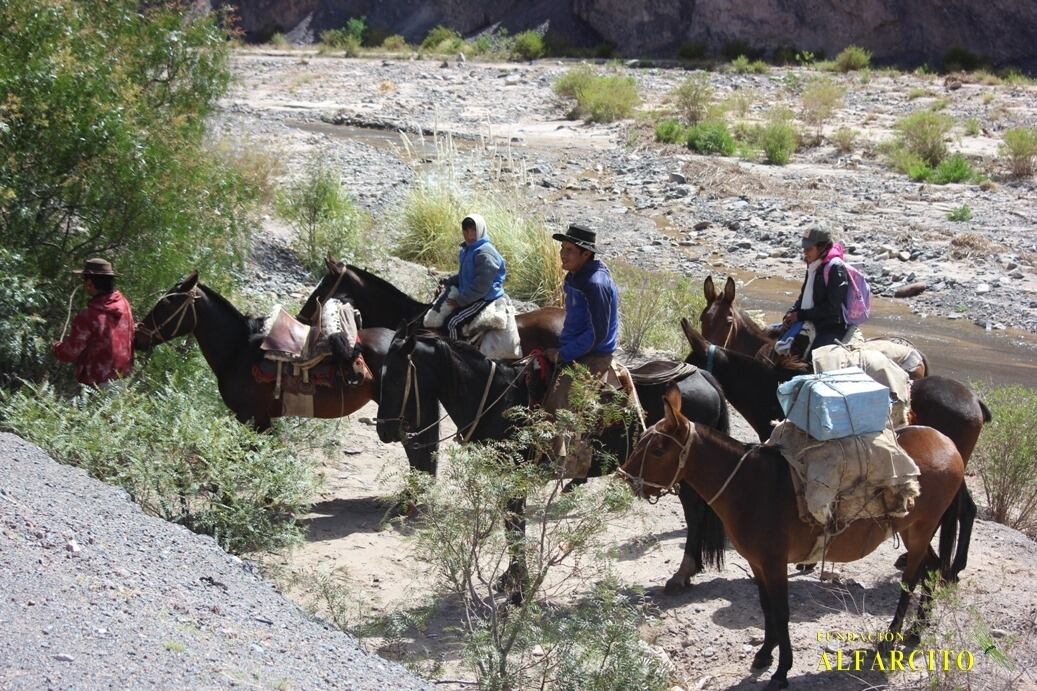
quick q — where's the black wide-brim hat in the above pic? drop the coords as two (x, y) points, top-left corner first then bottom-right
(72, 257), (119, 276)
(552, 223), (597, 253)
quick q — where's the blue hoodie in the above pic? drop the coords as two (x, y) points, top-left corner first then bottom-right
(558, 259), (620, 363)
(444, 214), (507, 307)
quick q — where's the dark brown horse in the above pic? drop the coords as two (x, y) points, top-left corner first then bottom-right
(681, 318), (988, 580)
(298, 256), (565, 354)
(700, 276), (929, 379)
(132, 272), (419, 443)
(620, 386), (964, 690)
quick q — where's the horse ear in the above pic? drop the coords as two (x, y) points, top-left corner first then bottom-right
(703, 276), (716, 304)
(680, 317), (708, 354)
(181, 271), (199, 291)
(722, 276), (736, 303)
(663, 384), (683, 427)
(325, 254), (340, 273)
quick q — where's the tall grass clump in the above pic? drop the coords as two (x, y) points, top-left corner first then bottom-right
(834, 45), (871, 72)
(554, 68), (640, 123)
(686, 121), (736, 156)
(611, 262), (705, 353)
(654, 120), (687, 144)
(1000, 127), (1037, 177)
(759, 110), (798, 165)
(0, 0), (257, 384)
(276, 162), (368, 275)
(403, 375), (669, 689)
(894, 111), (955, 166)
(319, 28), (361, 56)
(381, 34), (409, 51)
(729, 55), (769, 74)
(510, 30), (545, 61)
(669, 74), (714, 125)
(973, 386), (1037, 533)
(800, 76), (845, 142)
(398, 182), (564, 305)
(0, 359), (320, 554)
(420, 25), (463, 53)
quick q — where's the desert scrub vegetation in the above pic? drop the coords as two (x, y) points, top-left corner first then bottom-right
(0, 356), (323, 554)
(397, 378), (670, 689)
(380, 34), (409, 51)
(276, 162), (369, 275)
(833, 45), (872, 72)
(611, 262), (705, 353)
(319, 17), (366, 56)
(799, 77), (846, 143)
(668, 73), (715, 125)
(510, 30), (545, 61)
(973, 386), (1037, 535)
(729, 55), (769, 74)
(397, 181), (564, 305)
(946, 204), (973, 222)
(685, 121), (737, 157)
(553, 67), (640, 123)
(887, 111), (982, 183)
(0, 0), (259, 383)
(1000, 127), (1037, 177)
(654, 119), (687, 144)
(420, 25), (463, 53)
(831, 127), (858, 153)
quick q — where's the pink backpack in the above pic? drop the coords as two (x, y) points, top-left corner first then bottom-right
(823, 257), (872, 326)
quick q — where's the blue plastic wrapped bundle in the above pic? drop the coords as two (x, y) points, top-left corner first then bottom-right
(776, 367), (891, 440)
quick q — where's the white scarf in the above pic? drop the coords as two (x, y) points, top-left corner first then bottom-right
(801, 258), (822, 311)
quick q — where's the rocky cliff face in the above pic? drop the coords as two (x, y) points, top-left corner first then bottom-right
(218, 0), (1037, 71)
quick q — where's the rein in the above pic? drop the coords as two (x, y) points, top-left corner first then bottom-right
(136, 288), (201, 343)
(705, 344), (717, 373)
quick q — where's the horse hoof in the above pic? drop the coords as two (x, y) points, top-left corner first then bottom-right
(663, 576), (690, 596)
(795, 563), (816, 573)
(752, 653), (773, 670)
(894, 552), (908, 569)
(765, 679), (789, 690)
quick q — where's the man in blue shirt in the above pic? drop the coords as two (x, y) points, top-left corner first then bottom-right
(544, 223), (621, 432)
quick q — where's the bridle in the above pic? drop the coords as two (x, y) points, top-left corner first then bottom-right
(616, 420), (695, 504)
(136, 288), (201, 344)
(617, 418), (752, 507)
(305, 268), (349, 322)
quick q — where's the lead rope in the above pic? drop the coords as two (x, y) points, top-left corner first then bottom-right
(59, 286), (81, 341)
(461, 360), (497, 443)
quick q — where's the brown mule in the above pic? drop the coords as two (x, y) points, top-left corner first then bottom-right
(620, 386), (964, 689)
(133, 272), (384, 432)
(700, 275), (929, 379)
(299, 255), (565, 354)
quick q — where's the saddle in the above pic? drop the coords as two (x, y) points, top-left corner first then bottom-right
(628, 360), (697, 386)
(261, 307), (321, 362)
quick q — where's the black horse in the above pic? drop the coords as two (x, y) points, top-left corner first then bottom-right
(680, 318), (989, 581)
(376, 321), (732, 595)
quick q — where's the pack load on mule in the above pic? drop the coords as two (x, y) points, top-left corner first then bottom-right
(771, 365), (921, 555)
(252, 298), (371, 416)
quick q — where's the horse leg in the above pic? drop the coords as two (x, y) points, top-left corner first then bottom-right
(666, 482), (706, 594)
(950, 485), (977, 581)
(903, 546), (942, 647)
(763, 565), (792, 690)
(500, 495), (528, 606)
(751, 565), (777, 670)
(888, 529), (932, 638)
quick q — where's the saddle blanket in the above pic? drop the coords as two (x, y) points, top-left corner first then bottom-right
(768, 420), (921, 537)
(424, 288), (522, 359)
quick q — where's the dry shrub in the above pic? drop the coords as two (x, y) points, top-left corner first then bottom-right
(950, 231), (992, 258)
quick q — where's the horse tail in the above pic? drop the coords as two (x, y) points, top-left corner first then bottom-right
(699, 506), (726, 571)
(937, 485), (961, 582)
(979, 399), (992, 424)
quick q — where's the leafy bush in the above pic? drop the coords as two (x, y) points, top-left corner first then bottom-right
(930, 154), (978, 184)
(381, 34), (409, 51)
(730, 55), (769, 74)
(974, 386), (1037, 532)
(611, 262), (705, 353)
(834, 45), (871, 72)
(677, 41), (707, 61)
(654, 120), (687, 144)
(1000, 127), (1037, 177)
(0, 365), (320, 554)
(759, 111), (798, 165)
(0, 0), (254, 352)
(268, 32), (289, 48)
(895, 111), (954, 166)
(554, 70), (640, 123)
(686, 121), (737, 156)
(511, 30), (545, 61)
(420, 25), (462, 53)
(344, 16), (367, 43)
(319, 29), (361, 56)
(276, 162), (368, 274)
(397, 182), (564, 305)
(947, 204), (972, 221)
(0, 250), (49, 385)
(669, 74), (714, 125)
(800, 77), (845, 141)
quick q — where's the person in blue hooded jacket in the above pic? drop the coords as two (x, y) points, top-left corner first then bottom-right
(437, 214), (508, 340)
(544, 223), (621, 418)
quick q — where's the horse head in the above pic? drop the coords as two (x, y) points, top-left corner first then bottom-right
(376, 320), (424, 444)
(134, 271), (202, 351)
(699, 276), (739, 348)
(619, 384), (692, 500)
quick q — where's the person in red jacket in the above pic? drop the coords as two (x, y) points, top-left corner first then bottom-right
(52, 258), (134, 386)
